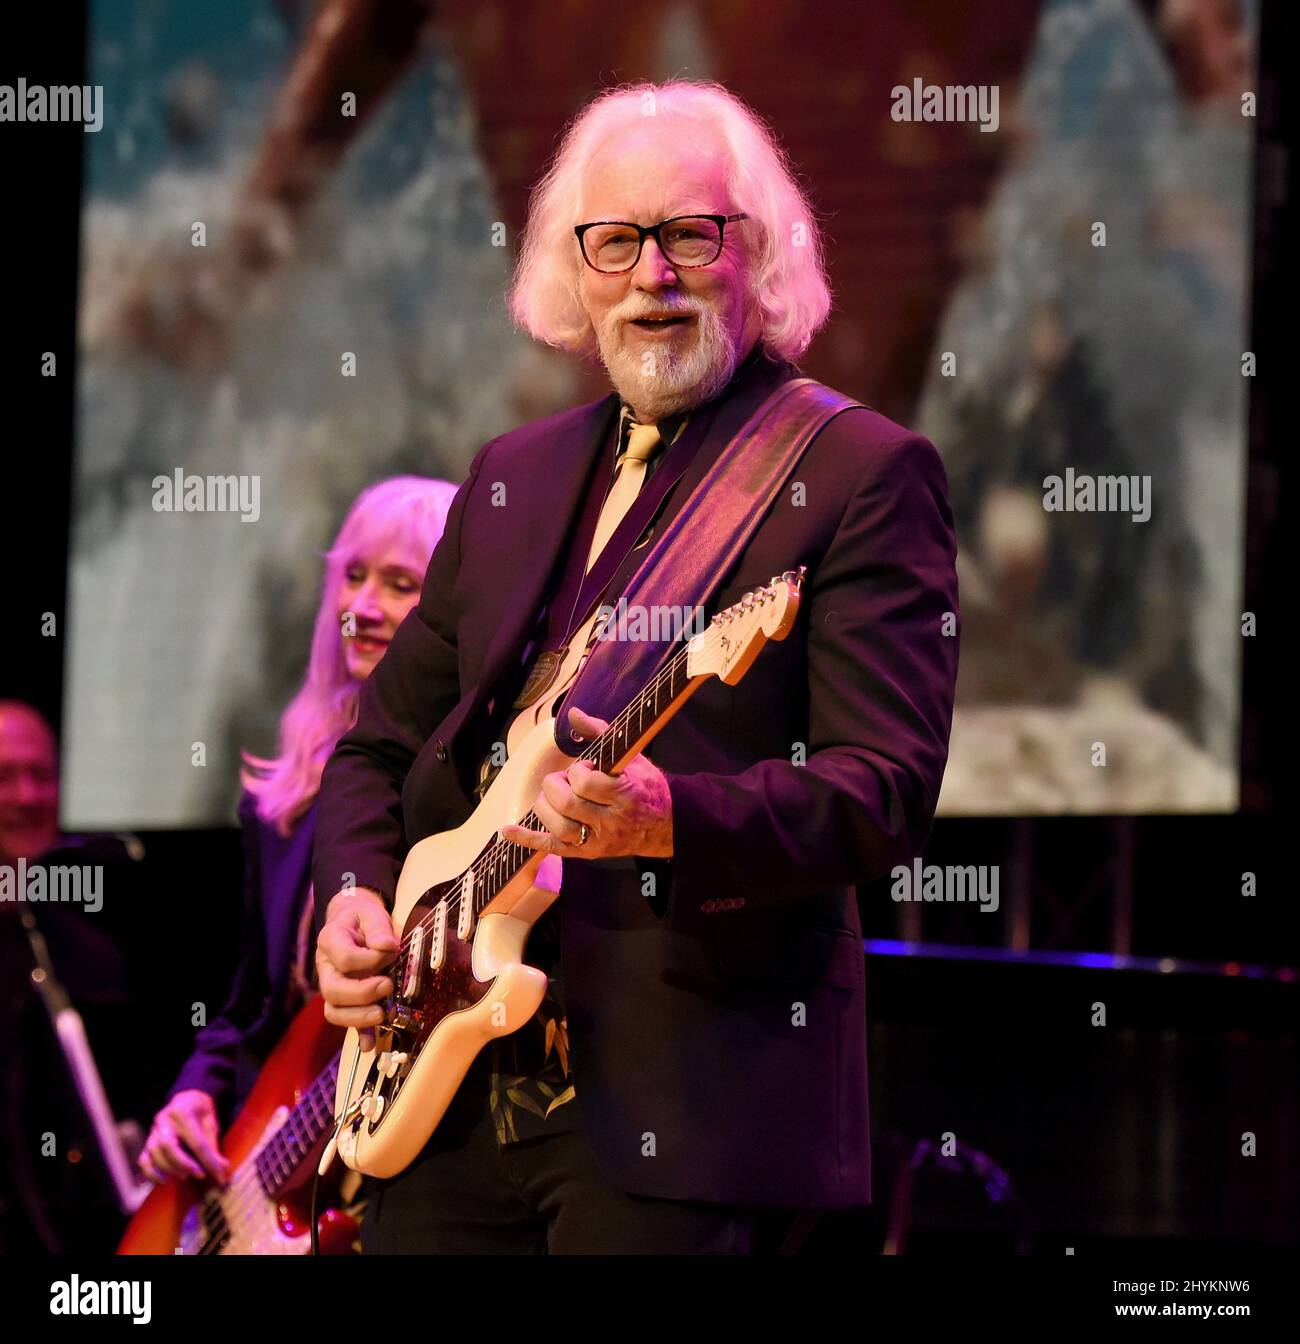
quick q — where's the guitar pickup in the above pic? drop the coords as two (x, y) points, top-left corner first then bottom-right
(457, 871), (475, 940)
(401, 924), (424, 998)
(429, 900), (447, 970)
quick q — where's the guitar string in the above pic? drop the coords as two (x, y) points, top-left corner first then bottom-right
(463, 592), (773, 901)
(189, 596), (777, 1249)
(303, 622), (721, 1188)
(194, 1078), (333, 1251)
(194, 1095), (333, 1250)
(191, 1067), (338, 1251)
(392, 627), (701, 950)
(201, 1154), (293, 1253)
(370, 599), (771, 993)
(197, 1165), (260, 1253)
(185, 625), (684, 1255)
(426, 595), (749, 915)
(196, 599), (774, 1236)
(194, 1157), (276, 1252)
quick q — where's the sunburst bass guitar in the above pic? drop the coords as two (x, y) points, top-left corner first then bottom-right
(322, 569), (805, 1180)
(119, 996), (355, 1255)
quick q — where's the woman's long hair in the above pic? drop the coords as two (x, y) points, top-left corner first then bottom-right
(241, 475), (459, 835)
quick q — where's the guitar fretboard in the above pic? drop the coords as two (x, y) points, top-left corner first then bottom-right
(469, 639), (695, 917)
(253, 1056), (341, 1197)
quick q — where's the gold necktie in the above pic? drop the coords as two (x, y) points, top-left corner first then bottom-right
(584, 420), (662, 573)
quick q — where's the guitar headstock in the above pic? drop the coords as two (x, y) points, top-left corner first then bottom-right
(685, 567), (806, 685)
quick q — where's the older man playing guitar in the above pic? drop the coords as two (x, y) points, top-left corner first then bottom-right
(312, 79), (959, 1254)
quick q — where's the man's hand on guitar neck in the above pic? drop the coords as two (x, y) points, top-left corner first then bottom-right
(316, 887), (399, 1051)
(501, 707), (675, 862)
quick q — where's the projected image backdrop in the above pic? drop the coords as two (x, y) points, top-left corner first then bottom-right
(64, 0), (1256, 827)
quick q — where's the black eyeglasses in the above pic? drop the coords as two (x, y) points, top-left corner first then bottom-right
(574, 213), (748, 274)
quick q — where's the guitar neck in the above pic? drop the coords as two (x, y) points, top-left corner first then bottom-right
(472, 641), (702, 918)
(577, 640), (699, 775)
(253, 1055), (341, 1198)
(462, 567), (803, 923)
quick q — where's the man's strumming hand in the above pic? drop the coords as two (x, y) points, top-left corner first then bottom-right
(315, 886), (398, 1051)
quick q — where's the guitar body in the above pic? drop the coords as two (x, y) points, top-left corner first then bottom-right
(119, 996), (355, 1255)
(333, 714), (568, 1179)
(328, 571), (804, 1181)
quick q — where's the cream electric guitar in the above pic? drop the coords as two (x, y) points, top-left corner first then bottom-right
(323, 569), (805, 1179)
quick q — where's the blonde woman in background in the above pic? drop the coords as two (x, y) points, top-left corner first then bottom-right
(140, 475), (458, 1184)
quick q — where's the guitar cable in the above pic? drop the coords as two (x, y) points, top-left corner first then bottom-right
(311, 1091), (362, 1255)
(309, 1165), (322, 1255)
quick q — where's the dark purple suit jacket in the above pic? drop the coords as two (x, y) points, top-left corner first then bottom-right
(312, 347), (959, 1209)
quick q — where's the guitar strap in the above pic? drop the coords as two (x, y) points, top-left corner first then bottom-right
(551, 376), (864, 755)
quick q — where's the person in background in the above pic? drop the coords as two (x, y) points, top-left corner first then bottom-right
(0, 703), (60, 869)
(139, 475), (458, 1184)
(0, 701), (152, 1252)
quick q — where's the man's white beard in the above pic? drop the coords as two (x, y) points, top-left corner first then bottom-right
(595, 300), (740, 423)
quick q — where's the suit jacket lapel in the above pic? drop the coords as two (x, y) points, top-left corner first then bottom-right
(455, 392), (620, 737)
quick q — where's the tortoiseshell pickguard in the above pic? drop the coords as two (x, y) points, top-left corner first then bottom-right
(359, 878), (495, 1135)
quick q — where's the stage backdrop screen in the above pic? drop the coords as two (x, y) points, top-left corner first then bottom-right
(64, 0), (1256, 827)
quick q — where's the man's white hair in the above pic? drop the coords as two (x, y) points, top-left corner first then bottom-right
(507, 80), (832, 362)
